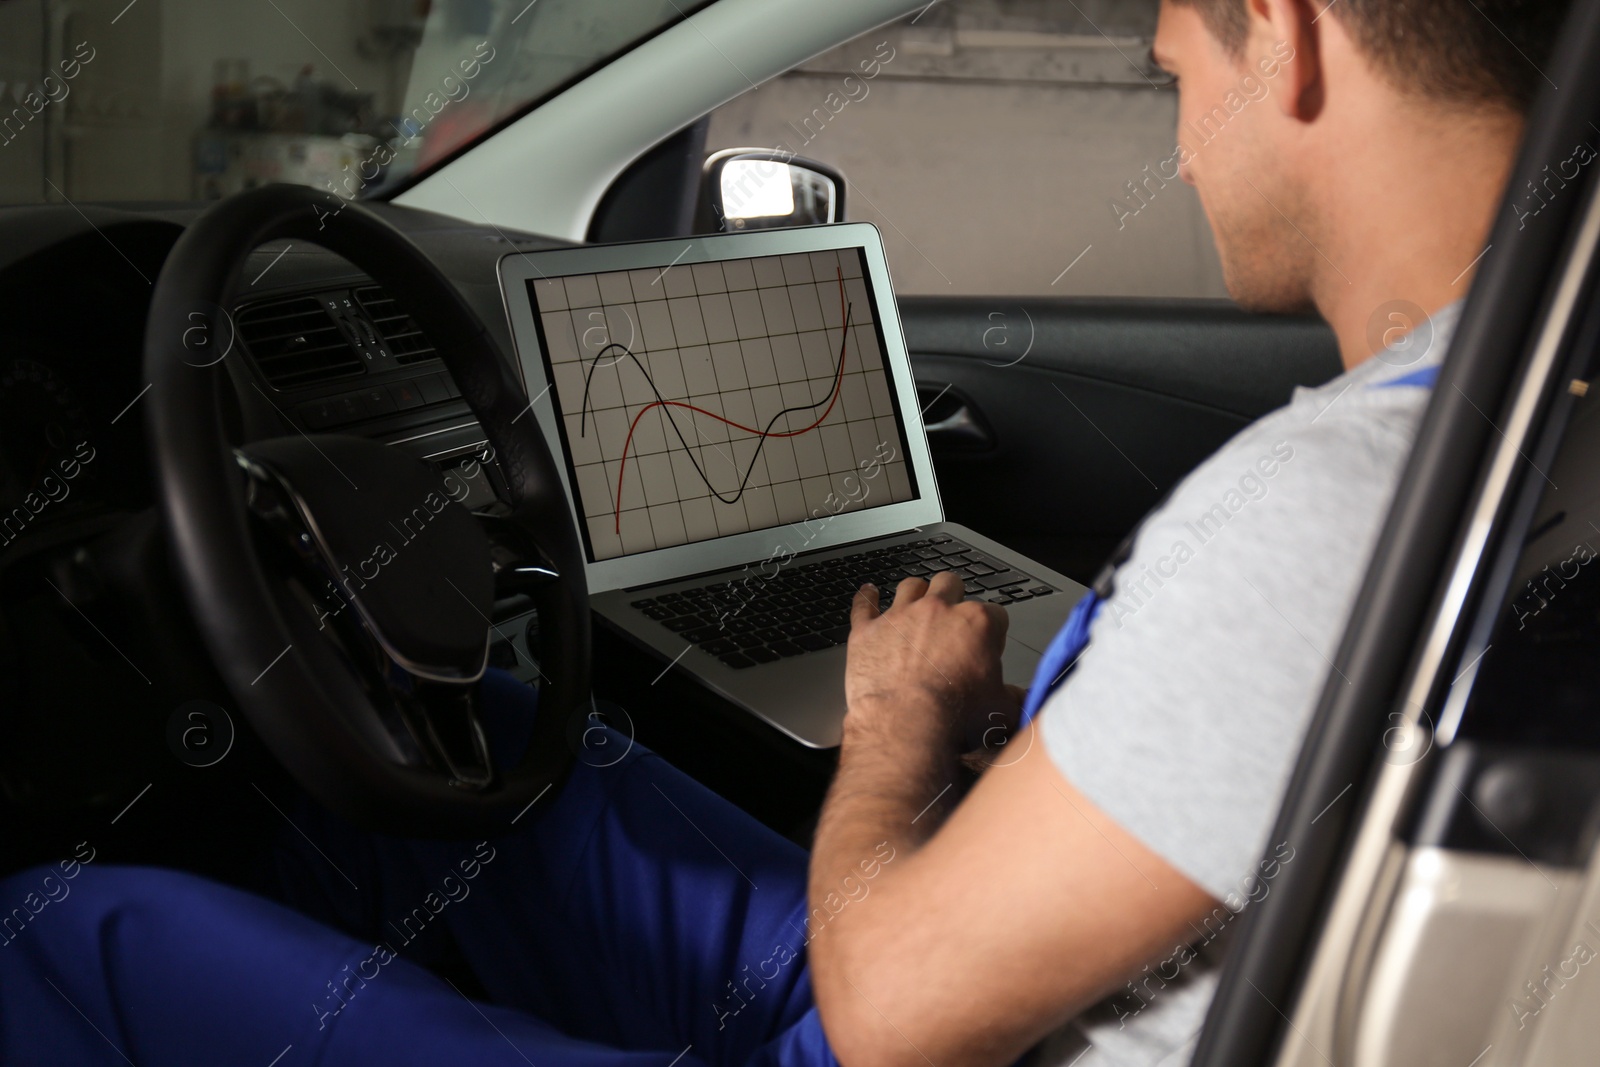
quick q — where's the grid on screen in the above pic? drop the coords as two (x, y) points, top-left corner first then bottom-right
(529, 249), (916, 561)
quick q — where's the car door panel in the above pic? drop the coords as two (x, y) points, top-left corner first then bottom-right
(901, 297), (1341, 580)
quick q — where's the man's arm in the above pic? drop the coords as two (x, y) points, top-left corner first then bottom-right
(807, 573), (1219, 1067)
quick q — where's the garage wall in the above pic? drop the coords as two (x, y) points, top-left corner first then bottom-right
(705, 0), (1230, 299)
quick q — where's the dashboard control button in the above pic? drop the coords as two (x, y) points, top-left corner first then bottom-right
(389, 380), (424, 409)
(299, 400), (338, 429)
(416, 373), (452, 405)
(359, 387), (396, 416)
(330, 392), (368, 423)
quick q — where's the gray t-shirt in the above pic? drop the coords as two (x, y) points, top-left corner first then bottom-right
(1028, 304), (1459, 1067)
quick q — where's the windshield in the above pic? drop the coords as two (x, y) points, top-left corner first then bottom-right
(0, 0), (705, 206)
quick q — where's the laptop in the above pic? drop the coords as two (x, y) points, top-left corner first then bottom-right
(498, 223), (1084, 748)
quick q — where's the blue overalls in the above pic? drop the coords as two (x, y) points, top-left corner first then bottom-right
(0, 365), (1440, 1066)
(0, 670), (835, 1066)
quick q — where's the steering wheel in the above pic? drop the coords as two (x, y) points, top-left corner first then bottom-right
(143, 184), (590, 836)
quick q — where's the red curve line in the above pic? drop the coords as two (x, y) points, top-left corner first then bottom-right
(613, 266), (850, 534)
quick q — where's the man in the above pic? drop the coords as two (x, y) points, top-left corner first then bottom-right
(807, 0), (1562, 1064)
(0, 1), (1568, 1065)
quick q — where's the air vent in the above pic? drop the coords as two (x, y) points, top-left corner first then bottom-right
(237, 296), (364, 389)
(354, 286), (438, 365)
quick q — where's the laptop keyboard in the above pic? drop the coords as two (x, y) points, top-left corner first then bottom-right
(627, 535), (1056, 671)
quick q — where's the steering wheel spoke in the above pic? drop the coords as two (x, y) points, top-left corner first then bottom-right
(393, 680), (496, 789)
(477, 513), (563, 598)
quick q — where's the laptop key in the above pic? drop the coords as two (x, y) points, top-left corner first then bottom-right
(755, 628), (785, 644)
(700, 638), (738, 655)
(664, 616), (700, 632)
(682, 626), (720, 643)
(746, 646), (781, 665)
(769, 640), (804, 657)
(630, 598), (656, 609)
(795, 633), (833, 652)
(719, 652), (756, 669)
(1029, 586), (1053, 597)
(820, 625), (853, 645)
(976, 571), (1024, 590)
(732, 632), (766, 649)
(778, 621), (810, 637)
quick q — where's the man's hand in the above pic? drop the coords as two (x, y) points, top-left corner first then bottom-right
(843, 572), (1016, 754)
(813, 574), (1220, 1067)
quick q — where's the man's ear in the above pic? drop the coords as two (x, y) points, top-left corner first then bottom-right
(1251, 0), (1324, 122)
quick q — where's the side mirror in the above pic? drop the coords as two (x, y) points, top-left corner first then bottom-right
(696, 148), (846, 233)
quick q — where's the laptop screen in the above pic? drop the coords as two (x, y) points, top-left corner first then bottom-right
(526, 247), (921, 563)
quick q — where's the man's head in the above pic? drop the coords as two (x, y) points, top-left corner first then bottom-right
(1153, 0), (1568, 316)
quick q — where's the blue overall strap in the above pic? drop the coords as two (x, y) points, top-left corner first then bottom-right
(1375, 364), (1440, 389)
(1018, 589), (1103, 727)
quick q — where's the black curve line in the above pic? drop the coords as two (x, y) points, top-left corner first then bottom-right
(576, 300), (855, 513)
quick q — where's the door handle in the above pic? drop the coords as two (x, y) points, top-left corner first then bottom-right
(918, 383), (993, 451)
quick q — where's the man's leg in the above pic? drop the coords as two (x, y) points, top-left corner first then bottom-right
(0, 864), (711, 1066)
(265, 670), (837, 1067)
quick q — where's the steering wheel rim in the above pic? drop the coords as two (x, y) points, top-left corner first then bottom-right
(144, 184), (589, 836)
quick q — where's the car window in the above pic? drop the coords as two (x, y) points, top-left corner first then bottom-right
(703, 0), (1228, 298)
(0, 0), (709, 206)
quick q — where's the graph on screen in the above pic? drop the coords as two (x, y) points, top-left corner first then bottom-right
(530, 249), (915, 561)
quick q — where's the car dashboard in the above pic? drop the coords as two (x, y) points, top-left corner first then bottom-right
(0, 201), (574, 823)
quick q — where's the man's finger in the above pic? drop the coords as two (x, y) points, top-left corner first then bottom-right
(928, 570), (966, 604)
(893, 576), (931, 608)
(976, 600), (1011, 645)
(851, 583), (881, 629)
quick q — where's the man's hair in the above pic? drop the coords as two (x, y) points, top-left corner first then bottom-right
(1175, 0), (1569, 111)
